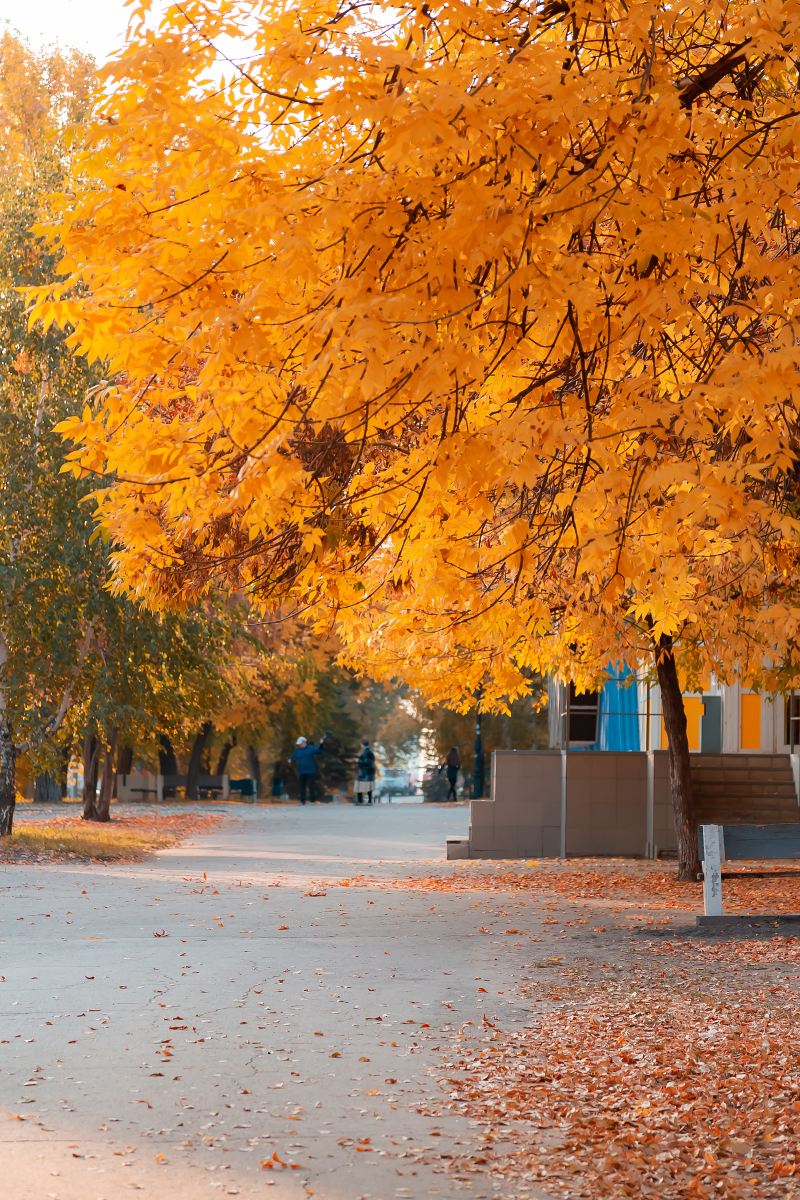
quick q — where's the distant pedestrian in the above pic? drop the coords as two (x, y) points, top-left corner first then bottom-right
(355, 738), (376, 805)
(444, 746), (461, 801)
(289, 736), (323, 804)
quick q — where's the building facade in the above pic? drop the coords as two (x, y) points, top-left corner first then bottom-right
(547, 670), (800, 756)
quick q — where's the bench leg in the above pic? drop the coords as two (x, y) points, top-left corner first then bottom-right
(701, 824), (724, 916)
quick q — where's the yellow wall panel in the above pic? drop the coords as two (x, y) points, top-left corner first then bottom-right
(740, 693), (761, 750)
(660, 696), (703, 751)
(684, 697), (703, 752)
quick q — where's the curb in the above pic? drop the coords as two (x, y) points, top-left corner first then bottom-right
(696, 914), (800, 930)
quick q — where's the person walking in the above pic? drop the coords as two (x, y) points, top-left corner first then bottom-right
(444, 746), (461, 801)
(355, 738), (376, 805)
(289, 736), (323, 804)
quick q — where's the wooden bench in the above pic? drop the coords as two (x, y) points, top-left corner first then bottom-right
(228, 778), (255, 799)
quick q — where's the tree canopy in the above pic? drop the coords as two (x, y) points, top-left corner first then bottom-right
(34, 1), (800, 865)
(39, 0), (800, 696)
(0, 30), (377, 828)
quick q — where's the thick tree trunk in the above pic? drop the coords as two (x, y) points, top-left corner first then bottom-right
(117, 744), (134, 783)
(158, 734), (177, 798)
(0, 714), (16, 837)
(82, 728), (101, 821)
(215, 740), (233, 776)
(94, 728), (118, 822)
(186, 722), (213, 800)
(655, 635), (700, 881)
(33, 771), (61, 803)
(246, 745), (262, 800)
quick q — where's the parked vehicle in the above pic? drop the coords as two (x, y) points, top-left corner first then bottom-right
(376, 768), (413, 801)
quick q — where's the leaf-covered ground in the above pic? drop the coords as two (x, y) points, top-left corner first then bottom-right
(0, 811), (225, 862)
(339, 857), (800, 914)
(340, 859), (800, 1198)
(444, 974), (798, 1198)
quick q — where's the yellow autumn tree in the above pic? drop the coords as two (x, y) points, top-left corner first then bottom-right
(36, 0), (800, 877)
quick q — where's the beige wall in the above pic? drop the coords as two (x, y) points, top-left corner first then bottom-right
(565, 752), (648, 856)
(650, 750), (677, 855)
(464, 750), (677, 859)
(468, 751), (562, 857)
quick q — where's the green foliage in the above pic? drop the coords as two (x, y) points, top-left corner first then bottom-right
(0, 34), (100, 759)
(0, 34), (248, 779)
(423, 693), (549, 775)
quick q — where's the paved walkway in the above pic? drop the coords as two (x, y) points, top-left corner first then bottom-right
(0, 803), (533, 1200)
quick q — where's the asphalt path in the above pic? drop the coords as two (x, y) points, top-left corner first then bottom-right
(0, 801), (534, 1200)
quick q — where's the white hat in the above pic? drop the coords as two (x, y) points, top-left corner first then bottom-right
(296, 736), (307, 746)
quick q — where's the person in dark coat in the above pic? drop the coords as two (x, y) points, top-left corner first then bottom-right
(355, 738), (376, 804)
(444, 746), (461, 801)
(289, 736), (323, 804)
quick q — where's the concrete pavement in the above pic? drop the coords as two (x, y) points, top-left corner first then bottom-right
(0, 802), (533, 1200)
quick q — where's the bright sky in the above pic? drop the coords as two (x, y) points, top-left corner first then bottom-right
(0, 0), (130, 60)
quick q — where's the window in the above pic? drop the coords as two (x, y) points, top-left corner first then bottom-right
(567, 684), (599, 744)
(785, 694), (800, 749)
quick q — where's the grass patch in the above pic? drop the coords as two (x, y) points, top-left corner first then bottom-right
(0, 812), (224, 863)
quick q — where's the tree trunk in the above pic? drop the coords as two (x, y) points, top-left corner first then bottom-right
(0, 714), (16, 837)
(118, 745), (134, 775)
(655, 635), (700, 881)
(215, 740), (233, 776)
(82, 728), (101, 821)
(117, 743), (134, 787)
(158, 734), (177, 798)
(186, 722), (213, 800)
(59, 744), (70, 798)
(246, 744), (262, 800)
(33, 771), (61, 803)
(94, 728), (118, 822)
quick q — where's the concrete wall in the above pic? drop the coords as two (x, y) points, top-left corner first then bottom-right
(650, 750), (677, 855)
(468, 751), (562, 857)
(456, 750), (678, 860)
(456, 746), (800, 862)
(117, 772), (161, 802)
(564, 752), (647, 856)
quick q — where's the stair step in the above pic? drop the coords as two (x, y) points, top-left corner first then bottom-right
(700, 814), (800, 827)
(695, 801), (796, 811)
(695, 794), (799, 808)
(697, 798), (798, 807)
(697, 803), (799, 815)
(694, 795), (797, 807)
(691, 754), (793, 769)
(690, 768), (796, 787)
(693, 783), (797, 798)
(691, 763), (794, 774)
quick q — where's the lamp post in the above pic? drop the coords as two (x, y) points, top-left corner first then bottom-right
(472, 710), (485, 799)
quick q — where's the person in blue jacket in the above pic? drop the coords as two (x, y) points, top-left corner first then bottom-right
(289, 736), (324, 804)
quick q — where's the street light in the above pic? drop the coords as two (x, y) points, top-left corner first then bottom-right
(472, 710), (485, 798)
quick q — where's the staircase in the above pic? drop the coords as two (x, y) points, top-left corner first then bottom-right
(690, 754), (800, 824)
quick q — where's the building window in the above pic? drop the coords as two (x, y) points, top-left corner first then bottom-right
(567, 684), (599, 744)
(785, 694), (800, 748)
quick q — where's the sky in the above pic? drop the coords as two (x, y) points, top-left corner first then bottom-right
(0, 0), (131, 60)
